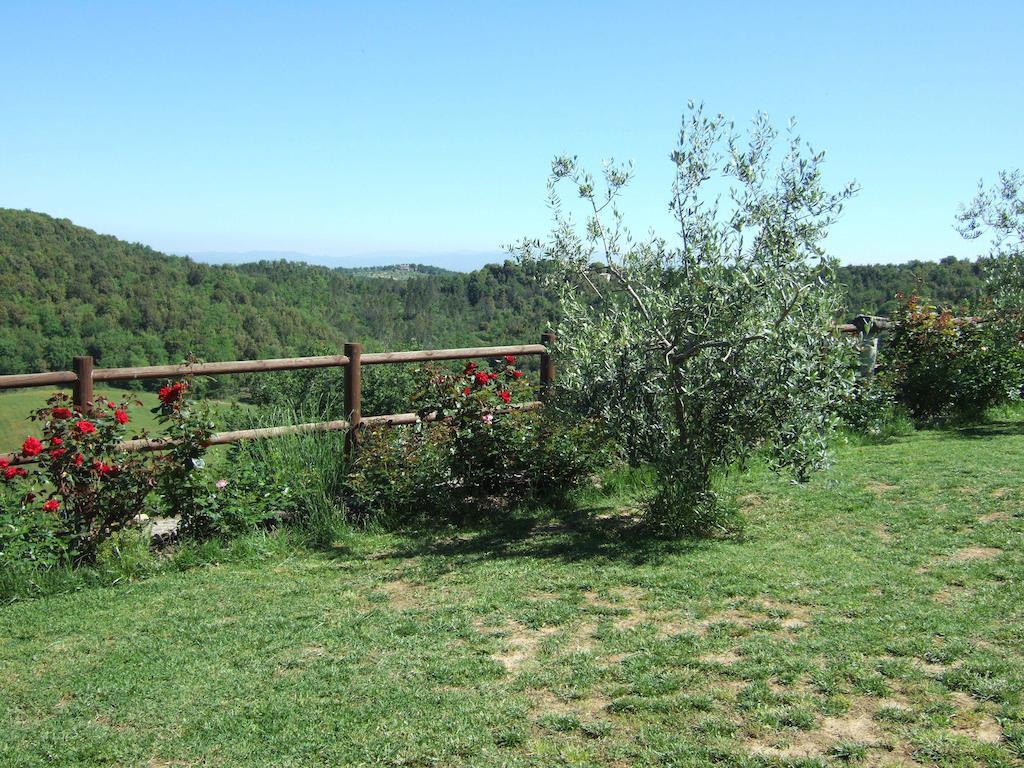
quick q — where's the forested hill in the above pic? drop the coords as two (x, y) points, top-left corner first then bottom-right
(0, 209), (987, 376)
(841, 256), (985, 316)
(0, 210), (556, 375)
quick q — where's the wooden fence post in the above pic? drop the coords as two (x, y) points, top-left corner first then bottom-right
(540, 331), (556, 397)
(344, 343), (362, 459)
(73, 356), (94, 413)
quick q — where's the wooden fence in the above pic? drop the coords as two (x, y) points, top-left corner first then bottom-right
(0, 333), (557, 465)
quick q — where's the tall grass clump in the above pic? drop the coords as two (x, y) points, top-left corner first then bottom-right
(225, 400), (350, 546)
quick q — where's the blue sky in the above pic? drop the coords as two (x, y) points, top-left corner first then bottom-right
(1, 1), (1021, 268)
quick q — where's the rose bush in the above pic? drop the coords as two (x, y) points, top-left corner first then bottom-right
(1, 393), (155, 566)
(880, 294), (1023, 423)
(345, 357), (607, 523)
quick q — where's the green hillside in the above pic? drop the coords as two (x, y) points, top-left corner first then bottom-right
(0, 209), (989, 386)
(0, 210), (557, 379)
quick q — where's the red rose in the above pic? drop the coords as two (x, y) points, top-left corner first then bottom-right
(489, 373), (499, 381)
(464, 362), (478, 374)
(51, 407), (72, 419)
(499, 390), (512, 404)
(22, 436), (43, 457)
(51, 437), (63, 446)
(76, 420), (96, 435)
(107, 402), (116, 409)
(42, 499), (60, 513)
(50, 448), (67, 459)
(92, 460), (112, 477)
(463, 386), (471, 396)
(74, 454), (85, 467)
(505, 355), (517, 365)
(0, 457), (8, 469)
(114, 409), (129, 425)
(474, 372), (490, 387)
(4, 466), (26, 480)
(159, 382), (187, 405)
(512, 370), (524, 379)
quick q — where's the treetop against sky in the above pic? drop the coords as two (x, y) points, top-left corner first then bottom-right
(0, 1), (1020, 268)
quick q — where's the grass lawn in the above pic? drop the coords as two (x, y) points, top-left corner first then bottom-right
(1, 421), (1022, 766)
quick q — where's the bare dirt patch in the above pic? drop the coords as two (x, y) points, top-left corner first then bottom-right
(933, 585), (972, 604)
(737, 493), (765, 511)
(747, 705), (881, 759)
(989, 487), (1011, 499)
(474, 618), (558, 674)
(950, 691), (1004, 744)
(702, 649), (741, 665)
(979, 511), (1010, 523)
(947, 546), (1002, 563)
(529, 688), (611, 720)
(563, 620), (599, 654)
(653, 598), (812, 640)
(875, 524), (893, 542)
(582, 586), (645, 609)
(379, 579), (428, 610)
(919, 546), (1003, 573)
(911, 659), (949, 677)
(866, 481), (899, 496)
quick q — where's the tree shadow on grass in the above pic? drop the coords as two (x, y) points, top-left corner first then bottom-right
(327, 502), (714, 570)
(952, 420), (1024, 440)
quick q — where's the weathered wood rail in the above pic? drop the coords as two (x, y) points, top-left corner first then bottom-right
(0, 334), (557, 465)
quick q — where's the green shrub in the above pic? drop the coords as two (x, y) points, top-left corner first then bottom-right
(344, 359), (608, 524)
(0, 486), (66, 569)
(835, 377), (913, 439)
(345, 422), (454, 526)
(881, 294), (1023, 423)
(1, 393), (157, 566)
(216, 409), (350, 545)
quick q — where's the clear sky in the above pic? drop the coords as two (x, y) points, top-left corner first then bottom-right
(1, 1), (1021, 268)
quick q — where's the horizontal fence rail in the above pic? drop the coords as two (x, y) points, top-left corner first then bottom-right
(0, 334), (557, 465)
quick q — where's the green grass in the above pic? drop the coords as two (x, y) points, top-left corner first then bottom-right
(2, 420), (1023, 766)
(0, 387), (251, 459)
(0, 388), (166, 454)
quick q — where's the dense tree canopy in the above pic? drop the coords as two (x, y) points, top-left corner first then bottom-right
(0, 210), (557, 380)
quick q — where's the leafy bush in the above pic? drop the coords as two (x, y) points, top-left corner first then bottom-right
(222, 424), (348, 545)
(1, 393), (156, 565)
(880, 294), (1023, 423)
(345, 422), (454, 525)
(835, 377), (913, 439)
(345, 358), (607, 523)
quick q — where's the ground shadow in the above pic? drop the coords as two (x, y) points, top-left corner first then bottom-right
(953, 420), (1024, 440)
(326, 502), (718, 569)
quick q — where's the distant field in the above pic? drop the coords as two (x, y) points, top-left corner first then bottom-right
(0, 387), (250, 455)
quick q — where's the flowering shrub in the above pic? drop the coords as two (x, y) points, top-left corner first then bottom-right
(345, 422), (454, 525)
(345, 357), (607, 523)
(881, 294), (1023, 422)
(1, 393), (155, 565)
(414, 357), (535, 495)
(151, 379), (223, 537)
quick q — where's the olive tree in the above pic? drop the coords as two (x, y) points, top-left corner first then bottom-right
(954, 169), (1024, 402)
(957, 169), (1024, 310)
(514, 106), (857, 532)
